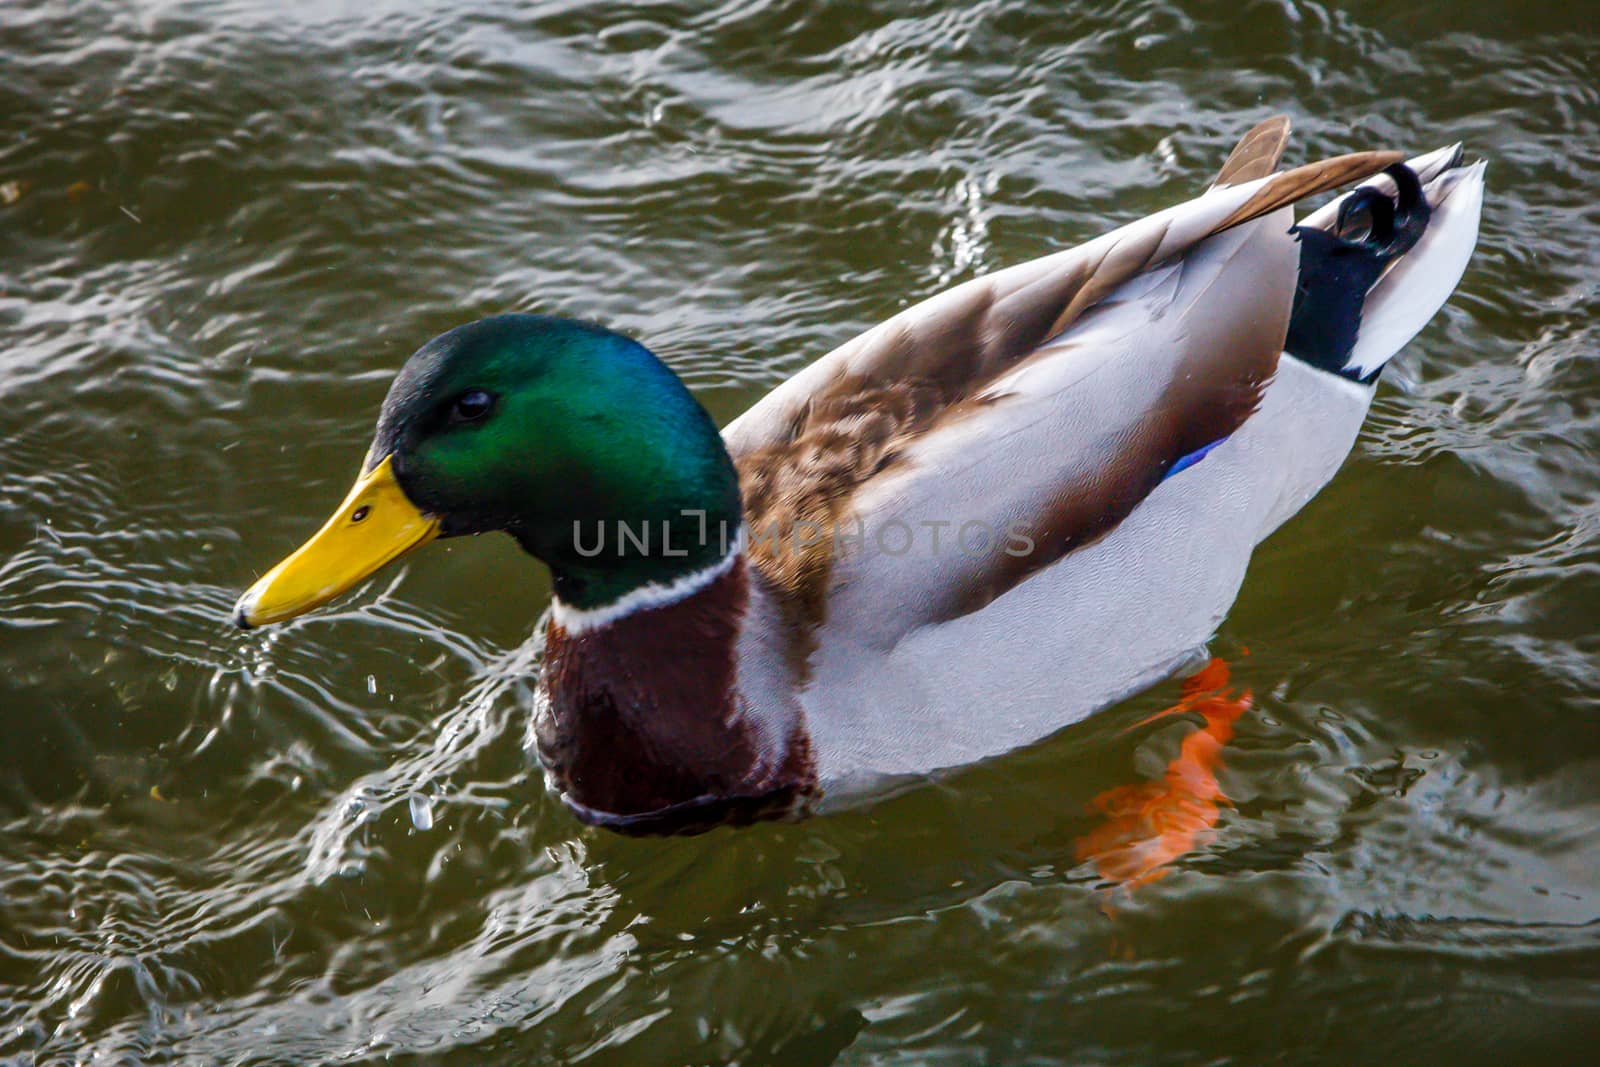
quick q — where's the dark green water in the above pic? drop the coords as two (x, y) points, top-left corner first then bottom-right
(3, 1), (1599, 1063)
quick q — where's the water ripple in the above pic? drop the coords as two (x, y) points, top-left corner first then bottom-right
(4, 0), (1600, 1063)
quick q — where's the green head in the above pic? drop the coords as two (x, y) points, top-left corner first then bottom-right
(235, 315), (743, 626)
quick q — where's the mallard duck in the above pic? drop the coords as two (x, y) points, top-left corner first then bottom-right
(235, 117), (1484, 834)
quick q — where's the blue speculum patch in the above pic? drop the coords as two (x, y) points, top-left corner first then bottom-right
(1165, 436), (1228, 480)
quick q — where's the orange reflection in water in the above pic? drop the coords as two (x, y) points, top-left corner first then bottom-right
(1075, 657), (1250, 889)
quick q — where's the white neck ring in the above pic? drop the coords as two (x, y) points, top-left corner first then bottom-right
(548, 531), (745, 637)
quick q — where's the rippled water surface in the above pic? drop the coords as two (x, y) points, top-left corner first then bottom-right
(3, 1), (1599, 1062)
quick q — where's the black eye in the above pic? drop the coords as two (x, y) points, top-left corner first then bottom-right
(450, 390), (495, 424)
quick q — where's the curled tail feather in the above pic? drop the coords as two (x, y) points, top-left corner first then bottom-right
(1284, 148), (1485, 383)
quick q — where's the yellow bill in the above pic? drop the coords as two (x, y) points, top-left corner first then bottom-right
(234, 455), (440, 628)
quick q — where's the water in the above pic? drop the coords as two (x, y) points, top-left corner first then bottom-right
(2, 1), (1598, 1062)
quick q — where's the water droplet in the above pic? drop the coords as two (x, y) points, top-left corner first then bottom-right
(408, 793), (434, 832)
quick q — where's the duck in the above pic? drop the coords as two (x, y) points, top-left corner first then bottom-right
(234, 117), (1485, 835)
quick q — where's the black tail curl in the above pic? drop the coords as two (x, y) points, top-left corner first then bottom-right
(1285, 163), (1431, 383)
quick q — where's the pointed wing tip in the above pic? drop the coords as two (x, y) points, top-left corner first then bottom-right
(1212, 114), (1294, 188)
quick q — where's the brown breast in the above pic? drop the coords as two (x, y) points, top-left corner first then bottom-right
(535, 557), (816, 833)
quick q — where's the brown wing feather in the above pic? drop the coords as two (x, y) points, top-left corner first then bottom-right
(736, 379), (946, 625)
(1212, 115), (1292, 187)
(1214, 150), (1404, 231)
(734, 135), (1401, 616)
(945, 221), (1293, 618)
